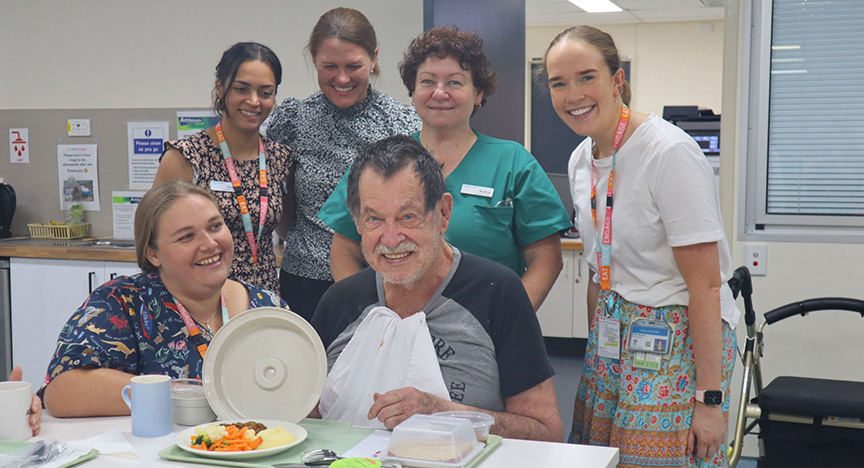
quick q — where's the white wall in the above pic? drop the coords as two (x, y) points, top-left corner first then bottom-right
(0, 0), (423, 109)
(722, 0), (864, 457)
(527, 21), (724, 117)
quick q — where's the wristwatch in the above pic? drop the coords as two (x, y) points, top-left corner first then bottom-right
(695, 389), (724, 406)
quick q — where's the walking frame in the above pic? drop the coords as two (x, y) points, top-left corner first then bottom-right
(727, 266), (864, 467)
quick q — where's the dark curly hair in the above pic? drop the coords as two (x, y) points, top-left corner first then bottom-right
(399, 27), (497, 109)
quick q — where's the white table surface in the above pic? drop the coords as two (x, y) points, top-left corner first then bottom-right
(30, 415), (619, 468)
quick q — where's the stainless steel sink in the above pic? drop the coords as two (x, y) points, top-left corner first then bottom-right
(0, 237), (136, 249)
(0, 237), (90, 247)
(85, 239), (136, 249)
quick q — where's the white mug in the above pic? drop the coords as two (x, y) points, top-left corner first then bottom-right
(0, 381), (32, 441)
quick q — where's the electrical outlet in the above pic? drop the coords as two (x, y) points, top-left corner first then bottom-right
(745, 244), (767, 276)
(68, 119), (91, 137)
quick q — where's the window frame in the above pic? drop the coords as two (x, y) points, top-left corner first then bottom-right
(740, 0), (864, 243)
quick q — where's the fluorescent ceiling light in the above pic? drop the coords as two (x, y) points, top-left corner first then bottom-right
(568, 0), (622, 13)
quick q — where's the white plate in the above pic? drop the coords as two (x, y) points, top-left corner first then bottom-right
(202, 307), (327, 421)
(175, 419), (307, 460)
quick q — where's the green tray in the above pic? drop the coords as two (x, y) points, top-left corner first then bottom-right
(157, 419), (502, 468)
(158, 419), (374, 467)
(0, 440), (98, 467)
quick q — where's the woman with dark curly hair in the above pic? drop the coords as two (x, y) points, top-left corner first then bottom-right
(321, 27), (572, 310)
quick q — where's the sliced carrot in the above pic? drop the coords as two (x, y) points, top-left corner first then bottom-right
(248, 437), (263, 450)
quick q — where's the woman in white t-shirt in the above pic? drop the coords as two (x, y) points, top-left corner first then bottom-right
(540, 25), (739, 467)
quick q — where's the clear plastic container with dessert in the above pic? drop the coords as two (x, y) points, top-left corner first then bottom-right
(432, 411), (495, 443)
(381, 414), (484, 468)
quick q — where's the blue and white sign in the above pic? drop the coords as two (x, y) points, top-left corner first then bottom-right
(128, 121), (169, 189)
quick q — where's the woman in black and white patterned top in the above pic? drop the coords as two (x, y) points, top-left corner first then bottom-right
(267, 7), (421, 321)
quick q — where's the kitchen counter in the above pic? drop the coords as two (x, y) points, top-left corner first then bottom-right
(0, 237), (140, 262)
(0, 237), (583, 262)
(0, 237), (288, 263)
(561, 237), (583, 250)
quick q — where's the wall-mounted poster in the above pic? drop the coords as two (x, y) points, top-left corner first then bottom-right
(128, 121), (169, 189)
(57, 144), (100, 211)
(177, 111), (219, 139)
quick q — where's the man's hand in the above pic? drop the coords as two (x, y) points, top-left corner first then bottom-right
(9, 366), (42, 436)
(367, 387), (451, 429)
(687, 402), (724, 460)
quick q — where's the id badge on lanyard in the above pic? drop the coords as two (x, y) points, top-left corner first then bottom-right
(591, 106), (630, 361)
(597, 294), (621, 360)
(627, 316), (676, 371)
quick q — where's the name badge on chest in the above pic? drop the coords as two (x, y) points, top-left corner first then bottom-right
(461, 184), (494, 198)
(210, 180), (235, 192)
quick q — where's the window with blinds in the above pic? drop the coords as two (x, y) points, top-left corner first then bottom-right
(766, 0), (864, 216)
(744, 0), (864, 240)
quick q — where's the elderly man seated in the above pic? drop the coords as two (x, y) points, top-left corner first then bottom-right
(311, 135), (562, 442)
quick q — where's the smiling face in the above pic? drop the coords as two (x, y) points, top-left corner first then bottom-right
(413, 56), (483, 132)
(355, 167), (451, 287)
(545, 39), (624, 141)
(216, 60), (277, 133)
(145, 195), (233, 298)
(314, 38), (377, 108)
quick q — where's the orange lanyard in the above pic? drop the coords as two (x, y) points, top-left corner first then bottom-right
(590, 105), (630, 290)
(172, 292), (228, 359)
(214, 121), (268, 263)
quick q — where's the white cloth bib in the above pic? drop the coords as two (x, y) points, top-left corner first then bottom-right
(318, 306), (450, 428)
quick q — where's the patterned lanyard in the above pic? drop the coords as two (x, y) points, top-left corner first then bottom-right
(173, 292), (228, 359)
(214, 121), (268, 263)
(590, 104), (630, 291)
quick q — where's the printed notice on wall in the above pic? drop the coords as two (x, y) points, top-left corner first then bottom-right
(128, 121), (169, 189)
(57, 144), (100, 211)
(177, 111), (219, 139)
(112, 191), (145, 240)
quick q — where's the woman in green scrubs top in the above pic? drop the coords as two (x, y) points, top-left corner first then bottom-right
(321, 27), (572, 310)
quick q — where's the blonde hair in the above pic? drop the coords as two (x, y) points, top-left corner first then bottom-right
(135, 180), (220, 274)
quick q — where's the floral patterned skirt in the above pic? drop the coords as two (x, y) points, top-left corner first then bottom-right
(570, 290), (736, 468)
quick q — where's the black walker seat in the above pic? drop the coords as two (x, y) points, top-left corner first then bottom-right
(757, 376), (864, 468)
(727, 269), (864, 468)
(758, 376), (864, 420)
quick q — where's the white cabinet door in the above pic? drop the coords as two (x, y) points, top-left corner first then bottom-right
(537, 250), (576, 338)
(10, 258), (106, 390)
(536, 249), (590, 339)
(104, 261), (141, 281)
(571, 251), (589, 339)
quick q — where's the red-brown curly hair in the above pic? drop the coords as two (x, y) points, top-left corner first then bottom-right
(399, 26), (497, 109)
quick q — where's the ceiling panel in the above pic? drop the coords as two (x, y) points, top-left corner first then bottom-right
(630, 6), (724, 21)
(616, 0), (707, 9)
(526, 0), (725, 26)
